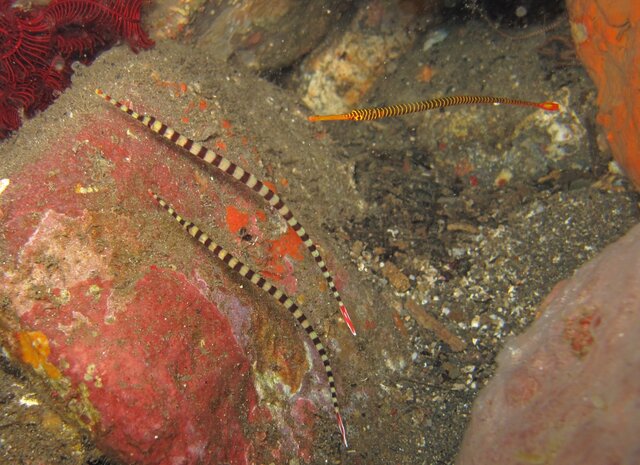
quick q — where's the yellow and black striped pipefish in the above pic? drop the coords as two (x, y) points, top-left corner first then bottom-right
(149, 191), (348, 447)
(95, 89), (356, 337)
(308, 95), (560, 122)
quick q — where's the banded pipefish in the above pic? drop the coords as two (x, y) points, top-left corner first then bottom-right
(95, 89), (356, 336)
(308, 94), (559, 122)
(149, 190), (348, 447)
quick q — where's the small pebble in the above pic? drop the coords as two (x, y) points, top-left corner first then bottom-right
(381, 261), (411, 292)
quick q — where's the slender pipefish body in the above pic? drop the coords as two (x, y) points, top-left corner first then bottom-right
(308, 95), (559, 122)
(95, 89), (350, 446)
(95, 89), (356, 336)
(149, 190), (348, 447)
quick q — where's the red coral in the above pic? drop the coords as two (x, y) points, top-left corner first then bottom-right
(0, 0), (154, 139)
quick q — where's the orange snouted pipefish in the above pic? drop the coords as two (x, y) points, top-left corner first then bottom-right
(148, 190), (348, 447)
(308, 95), (560, 122)
(94, 89), (356, 336)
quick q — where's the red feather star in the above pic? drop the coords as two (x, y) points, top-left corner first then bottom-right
(0, 0), (154, 139)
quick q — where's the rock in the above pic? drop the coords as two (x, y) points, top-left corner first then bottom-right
(297, 0), (443, 115)
(195, 0), (346, 72)
(381, 261), (411, 292)
(456, 223), (640, 465)
(0, 42), (363, 464)
(567, 0), (640, 189)
(18, 264), (258, 464)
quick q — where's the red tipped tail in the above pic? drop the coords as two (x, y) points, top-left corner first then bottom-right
(340, 304), (356, 336)
(336, 412), (348, 448)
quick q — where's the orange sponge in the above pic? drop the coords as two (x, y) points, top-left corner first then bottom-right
(567, 0), (640, 188)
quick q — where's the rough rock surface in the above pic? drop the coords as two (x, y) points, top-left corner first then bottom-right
(3, 5), (640, 465)
(297, 0), (443, 115)
(0, 41), (385, 464)
(195, 0), (349, 72)
(567, 0), (640, 189)
(457, 222), (640, 465)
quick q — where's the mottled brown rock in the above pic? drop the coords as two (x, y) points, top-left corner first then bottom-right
(382, 261), (411, 292)
(297, 0), (443, 114)
(195, 0), (347, 72)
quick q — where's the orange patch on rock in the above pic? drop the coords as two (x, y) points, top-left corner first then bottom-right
(16, 331), (61, 379)
(221, 119), (234, 137)
(226, 205), (250, 234)
(567, 0), (640, 189)
(263, 180), (277, 193)
(259, 227), (304, 286)
(563, 310), (600, 357)
(269, 227), (304, 262)
(215, 139), (227, 151)
(417, 65), (435, 82)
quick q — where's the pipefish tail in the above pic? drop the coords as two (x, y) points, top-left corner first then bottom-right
(148, 190), (348, 447)
(95, 89), (356, 336)
(308, 95), (560, 122)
